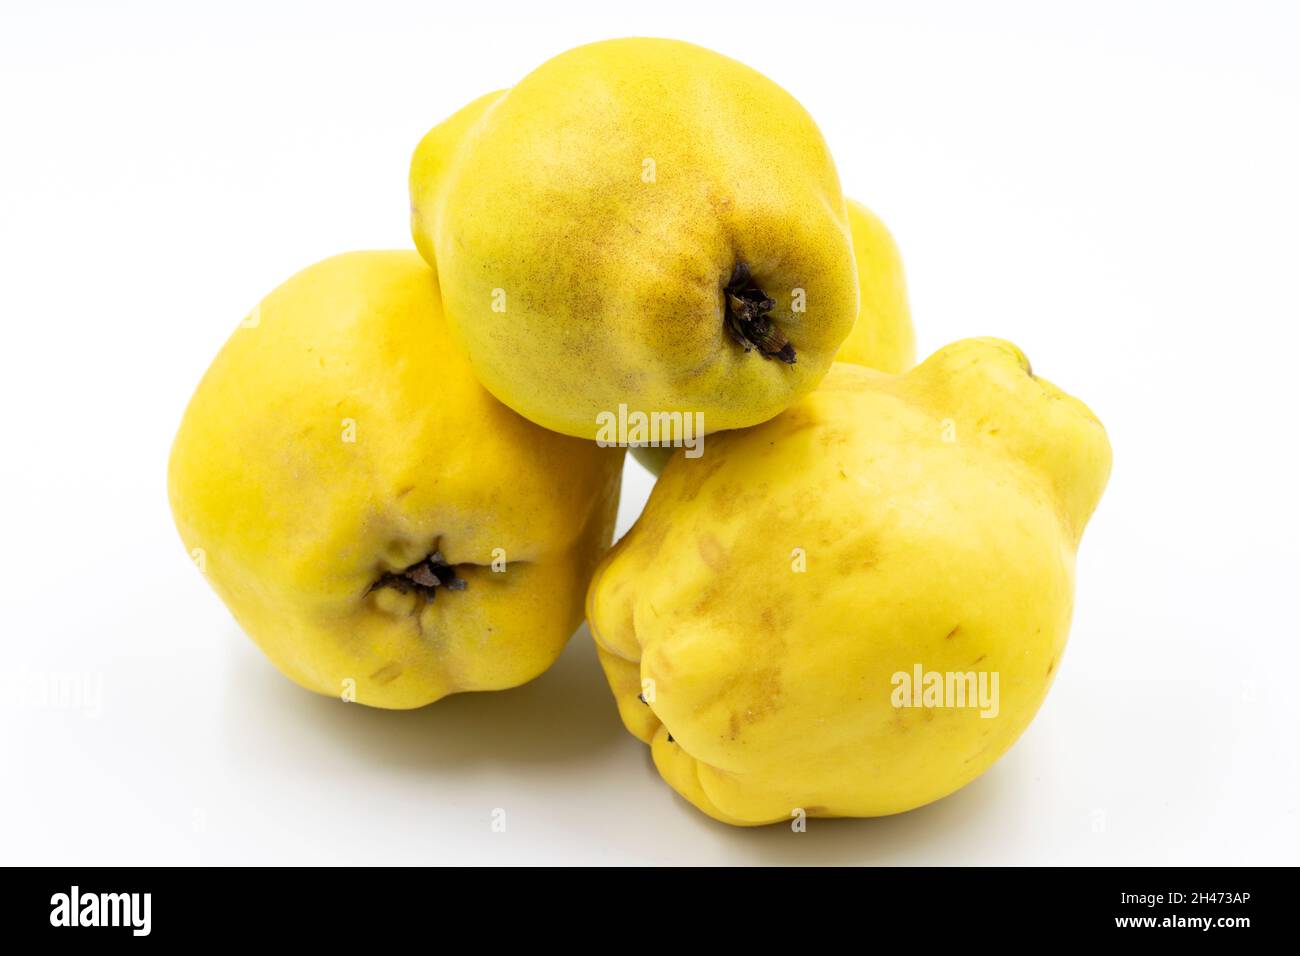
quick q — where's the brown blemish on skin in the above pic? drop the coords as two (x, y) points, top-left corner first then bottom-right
(370, 662), (403, 685)
(695, 663), (784, 736)
(396, 485), (415, 499)
(1047, 659), (1055, 676)
(707, 481), (748, 520)
(817, 427), (851, 449)
(758, 603), (795, 635)
(892, 708), (911, 734)
(945, 625), (961, 640)
(696, 534), (727, 572)
(832, 536), (878, 573)
(689, 583), (721, 617)
(973, 655), (986, 665)
(626, 508), (673, 564)
(741, 668), (783, 727)
(672, 454), (727, 504)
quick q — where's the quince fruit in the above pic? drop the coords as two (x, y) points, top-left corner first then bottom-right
(169, 251), (623, 708)
(587, 340), (1110, 824)
(836, 198), (915, 375)
(409, 38), (858, 440)
(631, 196), (915, 474)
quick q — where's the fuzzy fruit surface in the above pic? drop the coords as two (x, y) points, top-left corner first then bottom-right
(632, 196), (915, 474)
(409, 38), (858, 440)
(587, 340), (1111, 825)
(168, 251), (624, 708)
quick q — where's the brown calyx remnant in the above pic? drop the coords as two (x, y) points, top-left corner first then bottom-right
(723, 262), (796, 364)
(372, 551), (468, 601)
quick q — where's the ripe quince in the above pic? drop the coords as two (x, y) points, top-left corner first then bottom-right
(631, 196), (916, 474)
(587, 340), (1110, 824)
(836, 198), (915, 375)
(409, 38), (858, 440)
(169, 251), (623, 708)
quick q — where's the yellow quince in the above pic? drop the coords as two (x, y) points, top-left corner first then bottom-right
(836, 198), (915, 375)
(169, 251), (623, 708)
(587, 339), (1110, 824)
(409, 38), (858, 440)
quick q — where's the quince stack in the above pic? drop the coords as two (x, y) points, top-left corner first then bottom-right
(169, 38), (1110, 826)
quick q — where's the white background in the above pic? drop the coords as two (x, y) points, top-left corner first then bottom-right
(2, 0), (1297, 865)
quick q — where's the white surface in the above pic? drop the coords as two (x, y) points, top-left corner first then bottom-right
(2, 0), (1298, 865)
